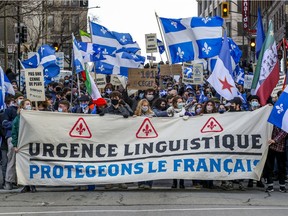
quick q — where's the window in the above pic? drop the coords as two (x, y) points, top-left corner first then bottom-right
(71, 0), (79, 6)
(71, 15), (79, 32)
(47, 15), (54, 32)
(47, 0), (53, 6)
(63, 16), (69, 32)
(237, 22), (243, 36)
(62, 0), (70, 6)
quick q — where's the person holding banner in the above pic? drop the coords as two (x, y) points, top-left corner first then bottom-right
(152, 98), (169, 117)
(133, 99), (155, 189)
(2, 92), (24, 190)
(11, 99), (36, 193)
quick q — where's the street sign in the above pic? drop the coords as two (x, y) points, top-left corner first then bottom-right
(145, 33), (157, 53)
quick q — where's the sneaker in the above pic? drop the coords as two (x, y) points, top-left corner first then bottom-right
(239, 182), (245, 191)
(3, 182), (12, 190)
(247, 180), (253, 188)
(118, 183), (128, 189)
(265, 186), (274, 193)
(256, 181), (265, 188)
(143, 184), (151, 189)
(138, 184), (145, 189)
(104, 184), (114, 189)
(279, 186), (287, 193)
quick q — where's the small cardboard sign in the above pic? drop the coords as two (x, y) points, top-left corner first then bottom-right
(145, 33), (158, 53)
(244, 75), (253, 89)
(192, 64), (204, 84)
(95, 74), (106, 88)
(160, 64), (182, 76)
(128, 68), (157, 90)
(24, 66), (45, 101)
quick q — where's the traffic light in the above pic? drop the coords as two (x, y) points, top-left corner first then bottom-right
(21, 26), (27, 43)
(53, 42), (59, 52)
(250, 38), (256, 52)
(221, 2), (229, 18)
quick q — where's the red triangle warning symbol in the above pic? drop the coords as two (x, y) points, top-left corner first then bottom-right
(200, 117), (223, 133)
(136, 118), (158, 139)
(69, 117), (92, 138)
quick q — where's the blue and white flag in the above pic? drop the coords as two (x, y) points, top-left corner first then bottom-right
(38, 45), (57, 68)
(0, 66), (15, 110)
(268, 86), (288, 133)
(95, 52), (145, 77)
(157, 39), (165, 54)
(78, 42), (104, 63)
(184, 66), (193, 78)
(234, 65), (245, 85)
(207, 32), (242, 100)
(21, 53), (40, 69)
(198, 86), (208, 103)
(72, 34), (85, 73)
(90, 22), (140, 54)
(159, 16), (223, 64)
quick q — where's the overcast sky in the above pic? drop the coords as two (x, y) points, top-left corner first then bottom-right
(88, 0), (198, 63)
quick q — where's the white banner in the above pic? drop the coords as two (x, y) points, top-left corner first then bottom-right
(16, 106), (273, 186)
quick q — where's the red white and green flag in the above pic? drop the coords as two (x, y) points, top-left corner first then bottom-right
(81, 68), (101, 103)
(251, 21), (279, 106)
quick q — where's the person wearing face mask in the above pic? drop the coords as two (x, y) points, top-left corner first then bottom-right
(1, 92), (24, 190)
(144, 89), (158, 106)
(57, 100), (70, 113)
(203, 100), (217, 114)
(133, 99), (155, 189)
(217, 104), (227, 114)
(10, 99), (36, 193)
(152, 98), (169, 117)
(248, 95), (261, 111)
(99, 91), (131, 120)
(228, 97), (242, 112)
(72, 95), (96, 114)
(99, 91), (130, 190)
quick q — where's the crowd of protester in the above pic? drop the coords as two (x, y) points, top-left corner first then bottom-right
(0, 66), (287, 193)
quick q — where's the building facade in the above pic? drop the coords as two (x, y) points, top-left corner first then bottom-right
(196, 0), (287, 65)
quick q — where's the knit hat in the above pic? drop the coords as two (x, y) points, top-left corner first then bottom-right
(94, 98), (107, 106)
(14, 91), (23, 99)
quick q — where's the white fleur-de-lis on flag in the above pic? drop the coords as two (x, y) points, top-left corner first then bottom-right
(120, 36), (127, 43)
(177, 47), (184, 59)
(202, 17), (211, 24)
(202, 42), (212, 55)
(276, 104), (284, 114)
(171, 21), (177, 28)
(98, 65), (105, 72)
(101, 27), (107, 35)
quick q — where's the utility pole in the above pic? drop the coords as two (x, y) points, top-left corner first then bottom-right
(17, 2), (21, 90)
(4, 4), (8, 70)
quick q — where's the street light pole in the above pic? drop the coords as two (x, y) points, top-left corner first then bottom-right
(17, 2), (21, 90)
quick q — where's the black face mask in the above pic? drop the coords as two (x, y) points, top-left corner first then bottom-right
(111, 99), (119, 106)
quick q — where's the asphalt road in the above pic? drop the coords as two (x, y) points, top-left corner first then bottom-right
(0, 180), (287, 216)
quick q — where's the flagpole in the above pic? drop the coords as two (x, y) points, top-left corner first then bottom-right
(155, 12), (171, 64)
(283, 38), (287, 90)
(71, 49), (75, 105)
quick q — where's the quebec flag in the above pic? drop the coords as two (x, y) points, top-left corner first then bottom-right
(159, 16), (223, 64)
(21, 53), (40, 68)
(0, 66), (15, 110)
(38, 45), (57, 68)
(268, 86), (288, 133)
(72, 34), (85, 73)
(95, 52), (145, 77)
(90, 22), (140, 55)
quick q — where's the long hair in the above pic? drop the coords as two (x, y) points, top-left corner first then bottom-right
(134, 99), (154, 116)
(17, 99), (32, 114)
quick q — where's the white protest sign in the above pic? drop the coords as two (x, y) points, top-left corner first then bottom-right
(95, 74), (106, 89)
(192, 64), (204, 85)
(24, 66), (45, 101)
(110, 75), (122, 86)
(145, 33), (157, 53)
(16, 106), (272, 186)
(244, 75), (253, 89)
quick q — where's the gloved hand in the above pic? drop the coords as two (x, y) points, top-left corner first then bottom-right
(123, 114), (129, 118)
(99, 112), (105, 116)
(167, 107), (174, 117)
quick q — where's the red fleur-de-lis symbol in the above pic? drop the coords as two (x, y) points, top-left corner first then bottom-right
(142, 124), (152, 136)
(207, 121), (216, 130)
(76, 123), (86, 135)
